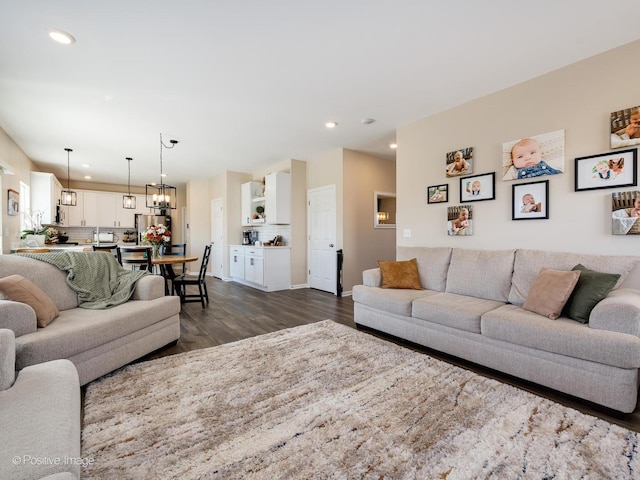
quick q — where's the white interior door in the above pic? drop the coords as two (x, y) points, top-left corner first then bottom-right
(210, 198), (224, 278)
(308, 185), (337, 294)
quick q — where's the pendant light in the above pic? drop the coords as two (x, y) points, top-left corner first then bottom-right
(60, 148), (77, 206)
(123, 157), (136, 209)
(146, 133), (178, 212)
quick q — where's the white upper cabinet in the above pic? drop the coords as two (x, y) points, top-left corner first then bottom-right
(264, 172), (290, 225)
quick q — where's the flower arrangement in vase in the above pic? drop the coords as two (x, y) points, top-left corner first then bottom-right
(142, 224), (171, 257)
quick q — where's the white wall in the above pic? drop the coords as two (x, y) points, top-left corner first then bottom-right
(397, 39), (640, 255)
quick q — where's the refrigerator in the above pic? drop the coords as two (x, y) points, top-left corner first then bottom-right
(135, 214), (172, 245)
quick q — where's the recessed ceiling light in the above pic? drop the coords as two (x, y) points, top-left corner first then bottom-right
(389, 143), (398, 149)
(325, 121), (337, 128)
(48, 29), (76, 45)
(83, 175), (92, 180)
(82, 164), (91, 168)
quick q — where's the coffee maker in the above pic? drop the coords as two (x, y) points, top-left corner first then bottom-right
(242, 230), (258, 245)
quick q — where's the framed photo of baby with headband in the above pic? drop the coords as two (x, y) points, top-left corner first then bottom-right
(574, 148), (637, 192)
(512, 180), (549, 220)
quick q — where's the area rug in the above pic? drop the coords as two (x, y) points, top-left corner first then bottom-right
(81, 320), (639, 479)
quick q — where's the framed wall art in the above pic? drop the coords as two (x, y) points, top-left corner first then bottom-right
(501, 129), (564, 181)
(7, 189), (18, 216)
(445, 147), (473, 178)
(512, 180), (549, 220)
(447, 204), (473, 236)
(574, 148), (637, 192)
(427, 184), (448, 204)
(610, 105), (640, 149)
(611, 190), (640, 235)
(459, 172), (495, 203)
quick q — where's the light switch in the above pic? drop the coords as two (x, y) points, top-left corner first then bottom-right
(403, 228), (411, 238)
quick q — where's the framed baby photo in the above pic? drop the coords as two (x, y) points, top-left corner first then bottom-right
(574, 148), (637, 192)
(501, 129), (564, 181)
(610, 105), (640, 149)
(512, 180), (549, 220)
(611, 190), (640, 235)
(459, 172), (495, 203)
(447, 204), (473, 236)
(445, 147), (473, 178)
(427, 184), (448, 204)
(7, 189), (18, 216)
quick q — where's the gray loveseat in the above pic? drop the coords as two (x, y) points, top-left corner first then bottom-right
(0, 254), (181, 386)
(353, 247), (640, 413)
(0, 328), (80, 480)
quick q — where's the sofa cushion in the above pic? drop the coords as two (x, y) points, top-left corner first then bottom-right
(397, 246), (452, 292)
(481, 304), (640, 369)
(0, 255), (78, 311)
(0, 274), (60, 327)
(445, 248), (515, 302)
(412, 292), (504, 333)
(563, 264), (620, 324)
(522, 268), (580, 320)
(378, 258), (423, 290)
(14, 296), (180, 369)
(509, 249), (639, 306)
(352, 285), (436, 317)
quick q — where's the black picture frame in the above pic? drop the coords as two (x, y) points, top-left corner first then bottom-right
(459, 172), (495, 203)
(512, 180), (549, 220)
(574, 148), (637, 192)
(427, 184), (448, 204)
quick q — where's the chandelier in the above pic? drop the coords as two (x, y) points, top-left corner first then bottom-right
(146, 133), (178, 211)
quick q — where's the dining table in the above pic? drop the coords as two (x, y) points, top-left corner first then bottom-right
(151, 254), (199, 295)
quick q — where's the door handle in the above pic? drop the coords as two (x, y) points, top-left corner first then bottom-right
(329, 243), (334, 247)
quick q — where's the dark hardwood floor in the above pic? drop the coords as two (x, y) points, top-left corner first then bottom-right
(140, 276), (640, 432)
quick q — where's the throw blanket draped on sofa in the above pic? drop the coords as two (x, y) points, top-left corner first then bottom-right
(18, 251), (148, 309)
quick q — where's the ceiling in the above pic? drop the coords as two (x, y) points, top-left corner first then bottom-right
(1, 1), (640, 189)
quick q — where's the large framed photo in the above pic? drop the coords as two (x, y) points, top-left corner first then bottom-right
(7, 189), (18, 216)
(427, 184), (448, 204)
(502, 129), (564, 181)
(574, 148), (637, 192)
(611, 106), (640, 149)
(512, 180), (549, 220)
(459, 172), (495, 203)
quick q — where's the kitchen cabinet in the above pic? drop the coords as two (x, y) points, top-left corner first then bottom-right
(228, 245), (290, 292)
(30, 172), (63, 225)
(64, 191), (99, 227)
(241, 181), (265, 226)
(229, 246), (245, 279)
(264, 171), (290, 224)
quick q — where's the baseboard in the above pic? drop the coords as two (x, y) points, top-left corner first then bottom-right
(290, 283), (309, 290)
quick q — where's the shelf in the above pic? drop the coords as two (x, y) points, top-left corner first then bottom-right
(252, 196), (265, 203)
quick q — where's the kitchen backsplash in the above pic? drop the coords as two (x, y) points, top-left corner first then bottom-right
(245, 224), (291, 245)
(57, 227), (137, 245)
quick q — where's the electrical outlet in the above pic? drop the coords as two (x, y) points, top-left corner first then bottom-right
(403, 228), (411, 238)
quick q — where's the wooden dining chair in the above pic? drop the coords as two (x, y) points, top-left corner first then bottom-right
(165, 243), (186, 273)
(116, 246), (152, 271)
(172, 244), (211, 307)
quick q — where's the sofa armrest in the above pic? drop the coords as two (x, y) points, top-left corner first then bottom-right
(0, 329), (15, 391)
(0, 300), (37, 337)
(589, 288), (640, 337)
(363, 268), (382, 287)
(131, 274), (165, 300)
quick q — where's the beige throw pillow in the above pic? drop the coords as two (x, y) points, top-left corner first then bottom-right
(0, 274), (59, 327)
(522, 268), (580, 320)
(378, 258), (424, 290)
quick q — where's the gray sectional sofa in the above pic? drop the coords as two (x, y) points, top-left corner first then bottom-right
(353, 247), (640, 413)
(0, 254), (181, 386)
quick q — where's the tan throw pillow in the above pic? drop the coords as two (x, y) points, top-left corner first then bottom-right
(0, 274), (59, 327)
(522, 268), (580, 320)
(378, 258), (424, 290)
